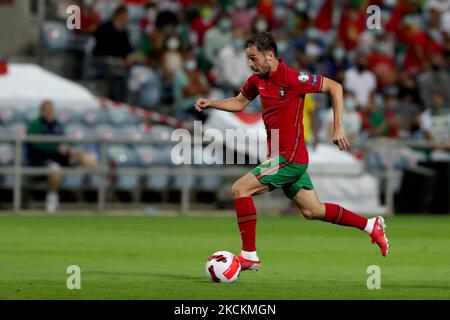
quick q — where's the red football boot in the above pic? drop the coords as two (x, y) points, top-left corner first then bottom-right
(369, 216), (390, 257)
(238, 255), (261, 271)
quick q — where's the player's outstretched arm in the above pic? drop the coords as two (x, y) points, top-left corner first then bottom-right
(321, 77), (350, 151)
(195, 93), (250, 113)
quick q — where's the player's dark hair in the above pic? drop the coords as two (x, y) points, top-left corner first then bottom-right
(245, 32), (278, 57)
(113, 5), (128, 18)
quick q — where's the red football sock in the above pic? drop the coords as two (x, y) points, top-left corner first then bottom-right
(234, 197), (257, 252)
(324, 203), (367, 231)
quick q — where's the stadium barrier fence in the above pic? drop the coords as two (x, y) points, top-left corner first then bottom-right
(0, 135), (448, 214)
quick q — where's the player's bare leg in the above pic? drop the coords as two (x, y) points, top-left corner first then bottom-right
(46, 163), (62, 214)
(232, 173), (268, 270)
(292, 188), (390, 256)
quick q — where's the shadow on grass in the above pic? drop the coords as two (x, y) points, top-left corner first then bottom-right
(86, 270), (208, 283)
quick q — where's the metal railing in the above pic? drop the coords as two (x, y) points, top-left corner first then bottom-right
(0, 135), (448, 214)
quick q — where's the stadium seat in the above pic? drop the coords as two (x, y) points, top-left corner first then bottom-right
(173, 174), (196, 190)
(82, 109), (109, 127)
(22, 107), (39, 123)
(41, 22), (71, 53)
(62, 171), (85, 189)
(107, 108), (140, 126)
(117, 126), (145, 146)
(106, 145), (139, 191)
(198, 174), (222, 191)
(142, 125), (173, 146)
(0, 106), (25, 125)
(0, 144), (15, 190)
(128, 66), (163, 109)
(0, 144), (14, 166)
(56, 107), (82, 125)
(94, 124), (116, 141)
(65, 123), (97, 154)
(135, 145), (171, 191)
(7, 123), (26, 138)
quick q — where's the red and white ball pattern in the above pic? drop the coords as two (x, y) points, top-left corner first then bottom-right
(205, 251), (241, 283)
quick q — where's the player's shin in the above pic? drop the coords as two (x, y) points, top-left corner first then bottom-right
(324, 203), (369, 231)
(234, 197), (258, 257)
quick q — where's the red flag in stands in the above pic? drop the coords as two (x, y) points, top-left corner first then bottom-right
(316, 0), (334, 31)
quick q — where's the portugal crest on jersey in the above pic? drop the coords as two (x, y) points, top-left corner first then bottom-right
(279, 87), (286, 100)
(298, 72), (309, 83)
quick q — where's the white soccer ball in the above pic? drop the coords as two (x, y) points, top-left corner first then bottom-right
(205, 251), (241, 283)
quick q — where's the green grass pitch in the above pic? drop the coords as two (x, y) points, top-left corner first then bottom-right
(0, 214), (449, 300)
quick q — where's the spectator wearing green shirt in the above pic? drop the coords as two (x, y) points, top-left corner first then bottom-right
(27, 100), (98, 214)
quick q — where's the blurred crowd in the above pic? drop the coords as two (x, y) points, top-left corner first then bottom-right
(49, 0), (449, 151)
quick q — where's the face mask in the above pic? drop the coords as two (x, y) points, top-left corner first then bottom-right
(376, 43), (389, 54)
(167, 38), (180, 50)
(306, 28), (319, 40)
(333, 48), (345, 61)
(185, 60), (197, 71)
(235, 0), (246, 9)
(218, 18), (232, 32)
(232, 38), (244, 50)
(429, 30), (443, 44)
(296, 1), (307, 12)
(147, 9), (157, 21)
(255, 20), (268, 32)
(345, 98), (358, 111)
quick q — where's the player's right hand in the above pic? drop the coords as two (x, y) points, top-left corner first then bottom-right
(194, 98), (212, 112)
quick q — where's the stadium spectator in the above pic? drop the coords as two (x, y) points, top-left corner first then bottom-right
(338, 1), (367, 51)
(417, 53), (450, 109)
(251, 13), (271, 35)
(203, 12), (234, 65)
(344, 53), (377, 108)
(92, 5), (133, 101)
(76, 1), (101, 35)
(212, 28), (251, 96)
(317, 42), (351, 81)
(418, 90), (450, 161)
(93, 5), (132, 60)
(368, 37), (397, 91)
(229, 0), (257, 33)
(419, 91), (450, 141)
(139, 10), (180, 69)
(191, 5), (218, 46)
(26, 101), (98, 214)
(161, 35), (184, 81)
(360, 95), (387, 138)
(173, 52), (211, 120)
(320, 91), (362, 149)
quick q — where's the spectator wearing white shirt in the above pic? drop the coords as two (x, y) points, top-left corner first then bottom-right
(212, 29), (252, 96)
(344, 54), (377, 108)
(319, 91), (362, 150)
(203, 13), (234, 65)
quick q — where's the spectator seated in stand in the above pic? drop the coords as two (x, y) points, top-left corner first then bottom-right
(26, 100), (98, 214)
(92, 5), (133, 102)
(173, 52), (211, 121)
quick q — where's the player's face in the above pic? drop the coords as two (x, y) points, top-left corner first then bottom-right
(246, 45), (271, 76)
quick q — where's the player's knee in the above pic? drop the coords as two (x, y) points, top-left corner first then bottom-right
(302, 209), (315, 220)
(232, 180), (250, 198)
(48, 162), (62, 175)
(301, 207), (322, 220)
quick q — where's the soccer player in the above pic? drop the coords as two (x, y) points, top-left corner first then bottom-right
(195, 32), (389, 271)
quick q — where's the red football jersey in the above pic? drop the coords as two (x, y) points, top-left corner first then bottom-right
(241, 60), (323, 164)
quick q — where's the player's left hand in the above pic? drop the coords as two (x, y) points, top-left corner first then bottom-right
(332, 127), (350, 151)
